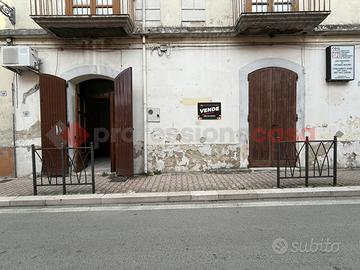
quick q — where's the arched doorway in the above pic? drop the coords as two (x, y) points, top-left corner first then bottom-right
(248, 67), (297, 167)
(39, 68), (134, 177)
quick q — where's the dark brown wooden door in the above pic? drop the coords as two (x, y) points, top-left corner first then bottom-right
(110, 92), (116, 172)
(113, 67), (134, 177)
(248, 67), (297, 167)
(40, 74), (67, 175)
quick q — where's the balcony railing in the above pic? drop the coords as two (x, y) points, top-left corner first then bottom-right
(30, 0), (134, 20)
(233, 0), (330, 19)
(233, 0), (331, 34)
(30, 0), (135, 37)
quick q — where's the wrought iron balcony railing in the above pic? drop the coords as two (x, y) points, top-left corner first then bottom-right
(30, 0), (134, 19)
(233, 0), (330, 17)
(233, 0), (331, 34)
(30, 0), (135, 37)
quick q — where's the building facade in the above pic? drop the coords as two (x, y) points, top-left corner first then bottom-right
(0, 0), (359, 177)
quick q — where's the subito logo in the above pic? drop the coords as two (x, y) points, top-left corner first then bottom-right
(272, 238), (289, 255)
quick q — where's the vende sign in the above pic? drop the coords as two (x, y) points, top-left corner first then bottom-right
(326, 45), (355, 82)
(198, 102), (221, 120)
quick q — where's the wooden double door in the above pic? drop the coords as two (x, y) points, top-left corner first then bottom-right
(248, 67), (297, 167)
(39, 68), (134, 177)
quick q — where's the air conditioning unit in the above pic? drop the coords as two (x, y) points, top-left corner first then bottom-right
(1, 46), (40, 73)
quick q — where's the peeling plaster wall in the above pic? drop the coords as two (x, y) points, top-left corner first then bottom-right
(0, 66), (14, 176)
(13, 72), (41, 177)
(1, 39), (360, 176)
(147, 45), (300, 172)
(145, 41), (360, 173)
(304, 44), (360, 169)
(0, 47), (145, 176)
(148, 144), (240, 172)
(0, 66), (13, 147)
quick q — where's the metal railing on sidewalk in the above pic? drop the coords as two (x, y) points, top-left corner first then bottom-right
(31, 143), (95, 195)
(276, 136), (337, 188)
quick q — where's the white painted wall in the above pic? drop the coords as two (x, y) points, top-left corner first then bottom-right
(323, 0), (360, 25)
(1, 0), (360, 175)
(145, 41), (360, 171)
(0, 0), (358, 30)
(1, 47), (144, 176)
(0, 66), (13, 147)
(1, 37), (360, 175)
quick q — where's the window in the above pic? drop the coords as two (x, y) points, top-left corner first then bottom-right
(181, 0), (206, 25)
(66, 0), (120, 15)
(273, 0), (294, 12)
(245, 0), (298, 13)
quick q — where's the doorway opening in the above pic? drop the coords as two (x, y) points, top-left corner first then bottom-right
(77, 79), (114, 172)
(39, 68), (134, 177)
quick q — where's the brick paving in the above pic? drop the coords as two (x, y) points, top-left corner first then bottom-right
(0, 169), (360, 197)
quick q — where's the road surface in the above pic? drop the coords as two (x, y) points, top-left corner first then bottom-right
(0, 199), (360, 269)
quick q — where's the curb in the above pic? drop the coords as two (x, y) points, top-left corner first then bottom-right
(1, 186), (360, 208)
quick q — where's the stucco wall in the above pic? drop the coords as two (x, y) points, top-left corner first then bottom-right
(322, 0), (360, 25)
(1, 36), (360, 175)
(0, 0), (360, 176)
(0, 66), (14, 176)
(0, 66), (13, 147)
(0, 0), (358, 30)
(0, 45), (145, 176)
(144, 41), (360, 172)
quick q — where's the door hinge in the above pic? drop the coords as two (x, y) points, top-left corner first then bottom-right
(66, 82), (69, 88)
(296, 114), (299, 122)
(247, 115), (250, 122)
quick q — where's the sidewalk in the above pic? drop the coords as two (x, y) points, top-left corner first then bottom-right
(0, 169), (359, 197)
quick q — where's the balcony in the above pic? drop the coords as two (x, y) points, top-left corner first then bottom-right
(233, 0), (331, 35)
(30, 0), (135, 38)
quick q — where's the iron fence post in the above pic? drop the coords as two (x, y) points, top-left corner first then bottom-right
(90, 142), (95, 194)
(61, 143), (66, 195)
(31, 144), (37, 196)
(333, 136), (338, 186)
(305, 136), (309, 187)
(277, 141), (281, 188)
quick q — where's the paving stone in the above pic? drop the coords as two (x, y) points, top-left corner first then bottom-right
(0, 170), (359, 197)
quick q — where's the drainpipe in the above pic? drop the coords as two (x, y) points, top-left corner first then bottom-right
(142, 0), (148, 174)
(12, 77), (17, 178)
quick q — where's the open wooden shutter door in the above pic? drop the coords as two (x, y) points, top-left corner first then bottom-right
(40, 74), (67, 176)
(113, 67), (134, 177)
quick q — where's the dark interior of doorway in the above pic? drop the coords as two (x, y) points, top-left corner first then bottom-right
(78, 79), (114, 172)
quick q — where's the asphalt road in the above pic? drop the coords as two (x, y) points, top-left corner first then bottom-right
(0, 199), (360, 270)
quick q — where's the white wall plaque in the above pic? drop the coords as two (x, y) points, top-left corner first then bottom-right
(326, 46), (355, 82)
